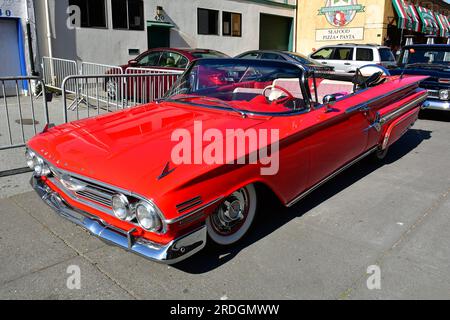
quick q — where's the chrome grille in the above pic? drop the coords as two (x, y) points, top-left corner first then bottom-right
(50, 168), (115, 208)
(427, 89), (439, 99)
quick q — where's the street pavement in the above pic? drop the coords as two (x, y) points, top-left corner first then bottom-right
(0, 111), (449, 300)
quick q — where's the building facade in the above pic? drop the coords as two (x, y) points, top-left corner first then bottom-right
(0, 0), (39, 91)
(296, 0), (450, 55)
(34, 0), (297, 65)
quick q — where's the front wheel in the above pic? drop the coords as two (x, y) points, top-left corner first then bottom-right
(206, 185), (257, 246)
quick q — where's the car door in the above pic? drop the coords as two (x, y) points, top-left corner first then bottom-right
(300, 99), (370, 191)
(355, 48), (374, 70)
(329, 47), (354, 73)
(310, 47), (335, 68)
(135, 51), (163, 69)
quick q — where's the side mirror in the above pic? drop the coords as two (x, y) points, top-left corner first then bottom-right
(323, 94), (337, 113)
(128, 60), (138, 66)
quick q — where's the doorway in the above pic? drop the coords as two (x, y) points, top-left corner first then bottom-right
(259, 14), (293, 51)
(0, 18), (24, 96)
(147, 25), (171, 49)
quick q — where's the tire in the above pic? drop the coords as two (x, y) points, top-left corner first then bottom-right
(371, 146), (389, 161)
(106, 79), (118, 100)
(206, 185), (257, 246)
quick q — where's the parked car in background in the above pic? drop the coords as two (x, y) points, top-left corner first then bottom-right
(28, 59), (427, 264)
(390, 44), (450, 112)
(236, 50), (334, 72)
(309, 44), (397, 74)
(106, 48), (229, 102)
(122, 48), (229, 72)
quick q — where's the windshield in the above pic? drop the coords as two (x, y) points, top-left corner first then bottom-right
(401, 47), (450, 65)
(285, 52), (317, 65)
(164, 59), (307, 115)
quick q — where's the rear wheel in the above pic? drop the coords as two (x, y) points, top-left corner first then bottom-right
(206, 185), (257, 246)
(371, 146), (389, 161)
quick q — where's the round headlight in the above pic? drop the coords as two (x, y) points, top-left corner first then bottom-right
(34, 157), (50, 177)
(112, 194), (133, 221)
(136, 202), (162, 232)
(439, 89), (449, 101)
(25, 150), (36, 169)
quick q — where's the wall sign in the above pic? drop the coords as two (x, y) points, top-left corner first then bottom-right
(318, 0), (365, 27)
(316, 27), (364, 41)
(0, 8), (13, 17)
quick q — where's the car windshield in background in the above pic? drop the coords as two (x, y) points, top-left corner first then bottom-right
(402, 47), (450, 65)
(164, 59), (306, 115)
(285, 52), (317, 65)
(191, 51), (229, 59)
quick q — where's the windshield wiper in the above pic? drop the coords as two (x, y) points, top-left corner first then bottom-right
(167, 96), (248, 118)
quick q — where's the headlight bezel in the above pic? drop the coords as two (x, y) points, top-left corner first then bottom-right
(112, 193), (134, 222)
(136, 201), (163, 233)
(26, 149), (50, 177)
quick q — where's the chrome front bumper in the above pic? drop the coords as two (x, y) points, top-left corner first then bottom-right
(31, 176), (207, 264)
(422, 99), (450, 111)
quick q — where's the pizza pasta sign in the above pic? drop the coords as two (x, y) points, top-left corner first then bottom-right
(319, 0), (365, 27)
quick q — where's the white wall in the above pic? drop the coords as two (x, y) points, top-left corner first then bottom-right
(37, 0), (295, 66)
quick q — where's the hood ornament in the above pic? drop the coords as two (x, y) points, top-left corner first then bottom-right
(158, 162), (176, 180)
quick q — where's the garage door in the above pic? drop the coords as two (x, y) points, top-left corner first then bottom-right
(0, 19), (22, 96)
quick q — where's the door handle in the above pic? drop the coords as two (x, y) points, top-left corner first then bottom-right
(321, 62), (328, 65)
(344, 63), (351, 65)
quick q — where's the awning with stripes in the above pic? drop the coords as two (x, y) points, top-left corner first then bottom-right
(392, 0), (420, 32)
(435, 13), (450, 37)
(416, 6), (439, 34)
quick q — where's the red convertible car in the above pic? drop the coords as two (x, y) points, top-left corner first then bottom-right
(27, 59), (427, 264)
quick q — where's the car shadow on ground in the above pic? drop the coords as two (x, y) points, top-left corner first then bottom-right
(174, 128), (432, 274)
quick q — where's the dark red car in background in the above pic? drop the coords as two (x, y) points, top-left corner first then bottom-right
(123, 48), (229, 71)
(107, 48), (229, 102)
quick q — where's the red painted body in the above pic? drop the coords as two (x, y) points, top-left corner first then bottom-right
(28, 71), (428, 245)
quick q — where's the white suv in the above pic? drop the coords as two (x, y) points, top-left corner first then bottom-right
(309, 44), (397, 74)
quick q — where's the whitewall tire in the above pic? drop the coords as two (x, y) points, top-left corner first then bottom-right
(206, 184), (257, 246)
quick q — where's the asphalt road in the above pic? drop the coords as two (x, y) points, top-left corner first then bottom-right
(0, 111), (449, 300)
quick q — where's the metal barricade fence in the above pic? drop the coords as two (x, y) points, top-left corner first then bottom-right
(77, 62), (125, 110)
(42, 57), (78, 93)
(61, 73), (182, 123)
(0, 76), (49, 151)
(124, 67), (183, 104)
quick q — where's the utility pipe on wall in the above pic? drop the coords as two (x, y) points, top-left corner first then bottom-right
(44, 0), (55, 84)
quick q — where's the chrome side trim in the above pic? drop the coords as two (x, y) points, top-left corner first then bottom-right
(345, 82), (419, 115)
(287, 147), (378, 207)
(379, 94), (427, 124)
(31, 176), (207, 264)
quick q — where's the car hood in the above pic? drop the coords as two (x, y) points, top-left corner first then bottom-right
(390, 67), (450, 90)
(28, 102), (266, 200)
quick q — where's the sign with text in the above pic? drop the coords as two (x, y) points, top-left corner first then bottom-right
(316, 27), (364, 41)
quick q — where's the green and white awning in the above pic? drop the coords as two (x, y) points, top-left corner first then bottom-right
(435, 13), (450, 37)
(416, 6), (439, 34)
(392, 0), (420, 32)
